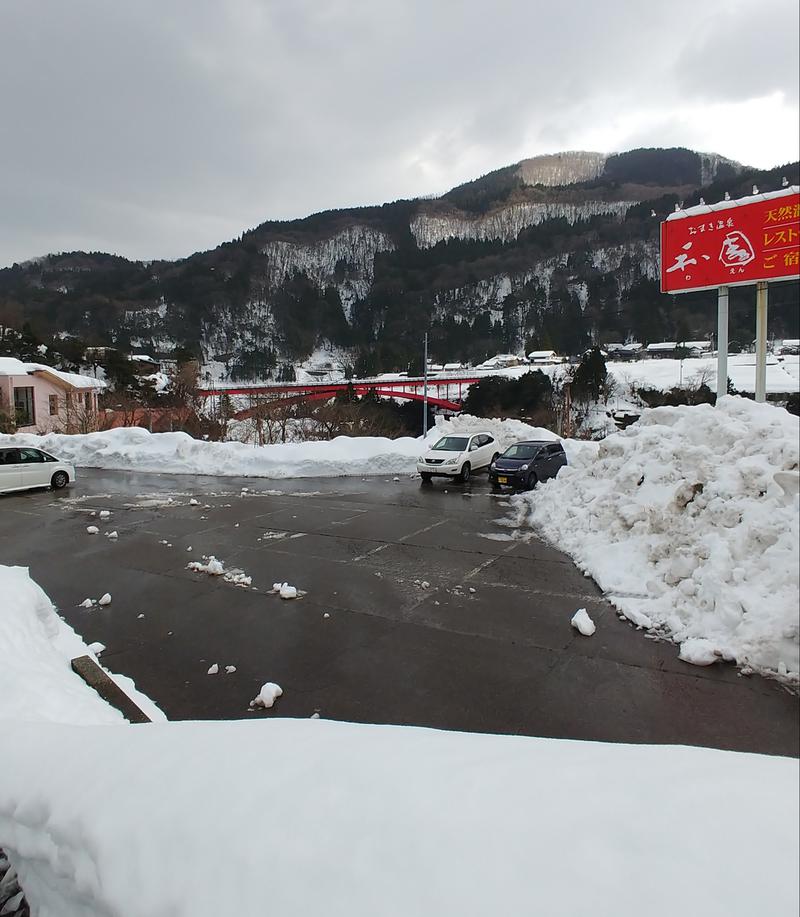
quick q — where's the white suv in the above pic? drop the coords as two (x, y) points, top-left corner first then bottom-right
(0, 446), (75, 494)
(417, 432), (500, 483)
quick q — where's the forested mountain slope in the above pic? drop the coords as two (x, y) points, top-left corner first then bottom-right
(1, 147), (797, 380)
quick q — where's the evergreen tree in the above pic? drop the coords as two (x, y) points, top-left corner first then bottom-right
(572, 347), (607, 403)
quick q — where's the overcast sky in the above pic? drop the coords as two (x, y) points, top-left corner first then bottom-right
(1, 0), (798, 267)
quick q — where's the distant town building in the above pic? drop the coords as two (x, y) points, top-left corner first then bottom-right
(646, 341), (712, 359)
(478, 354), (525, 369)
(527, 350), (561, 364)
(128, 354), (161, 375)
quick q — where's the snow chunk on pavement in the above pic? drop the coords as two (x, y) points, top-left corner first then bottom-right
(188, 556), (252, 587)
(571, 608), (596, 636)
(679, 638), (719, 666)
(106, 530), (118, 540)
(272, 582), (298, 599)
(251, 682), (282, 708)
(189, 556), (225, 576)
(98, 510), (111, 520)
(207, 664), (219, 675)
(225, 665), (237, 674)
(87, 642), (105, 656)
(86, 525), (99, 535)
(79, 598), (94, 608)
(97, 593), (112, 606)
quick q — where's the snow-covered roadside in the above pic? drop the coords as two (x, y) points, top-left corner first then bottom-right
(0, 415), (564, 479)
(0, 565), (164, 724)
(506, 397), (800, 680)
(1, 718), (797, 917)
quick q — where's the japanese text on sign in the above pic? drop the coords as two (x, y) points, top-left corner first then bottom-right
(660, 192), (800, 293)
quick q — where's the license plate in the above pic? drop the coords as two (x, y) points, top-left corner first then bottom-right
(498, 476), (508, 484)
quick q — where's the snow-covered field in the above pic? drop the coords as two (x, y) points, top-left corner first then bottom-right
(607, 354), (799, 396)
(376, 354), (800, 396)
(506, 397), (800, 680)
(0, 415), (560, 479)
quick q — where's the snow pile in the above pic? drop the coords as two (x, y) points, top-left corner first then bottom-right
(510, 397), (799, 679)
(0, 719), (796, 916)
(0, 426), (425, 479)
(433, 413), (555, 447)
(272, 582), (298, 599)
(0, 565), (162, 725)
(0, 414), (569, 479)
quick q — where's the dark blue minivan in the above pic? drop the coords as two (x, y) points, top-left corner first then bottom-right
(488, 440), (567, 490)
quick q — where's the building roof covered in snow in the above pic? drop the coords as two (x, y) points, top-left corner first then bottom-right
(666, 185), (799, 220)
(129, 354), (159, 364)
(646, 341), (711, 353)
(0, 357), (106, 390)
(527, 350), (558, 361)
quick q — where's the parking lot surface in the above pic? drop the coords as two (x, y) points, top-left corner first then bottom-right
(2, 469), (797, 756)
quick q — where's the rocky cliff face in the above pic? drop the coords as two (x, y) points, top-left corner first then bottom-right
(1, 147), (796, 378)
(516, 151), (608, 186)
(410, 200), (636, 248)
(262, 225), (395, 320)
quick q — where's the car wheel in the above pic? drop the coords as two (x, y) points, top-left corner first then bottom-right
(526, 471), (538, 491)
(459, 462), (471, 483)
(51, 471), (69, 490)
(420, 472), (432, 484)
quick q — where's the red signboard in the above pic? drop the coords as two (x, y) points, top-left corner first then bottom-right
(660, 191), (800, 293)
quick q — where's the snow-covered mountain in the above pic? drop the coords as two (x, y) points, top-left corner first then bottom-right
(2, 147), (796, 379)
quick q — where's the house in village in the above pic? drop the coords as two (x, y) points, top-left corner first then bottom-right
(527, 350), (562, 365)
(646, 341), (712, 359)
(0, 358), (106, 433)
(604, 343), (650, 361)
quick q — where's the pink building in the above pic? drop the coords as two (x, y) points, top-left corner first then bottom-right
(0, 357), (106, 433)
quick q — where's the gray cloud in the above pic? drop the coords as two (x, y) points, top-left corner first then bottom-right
(0, 0), (797, 267)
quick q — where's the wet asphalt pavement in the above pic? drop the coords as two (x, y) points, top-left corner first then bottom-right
(1, 468), (797, 756)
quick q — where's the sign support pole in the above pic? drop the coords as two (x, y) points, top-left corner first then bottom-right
(422, 332), (429, 438)
(755, 281), (768, 403)
(716, 285), (729, 400)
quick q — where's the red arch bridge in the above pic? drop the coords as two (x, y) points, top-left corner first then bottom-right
(198, 375), (484, 419)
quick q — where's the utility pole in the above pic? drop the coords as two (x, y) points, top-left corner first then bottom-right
(423, 332), (429, 438)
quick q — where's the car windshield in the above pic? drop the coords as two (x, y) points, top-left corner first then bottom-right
(431, 436), (469, 452)
(503, 444), (540, 459)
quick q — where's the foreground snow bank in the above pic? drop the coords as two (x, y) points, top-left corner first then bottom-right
(0, 414), (565, 479)
(1, 719), (796, 917)
(511, 397), (799, 678)
(0, 565), (164, 725)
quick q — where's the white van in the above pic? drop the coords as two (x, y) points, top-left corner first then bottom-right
(0, 446), (75, 494)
